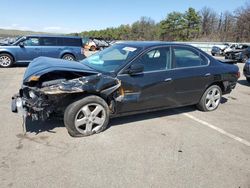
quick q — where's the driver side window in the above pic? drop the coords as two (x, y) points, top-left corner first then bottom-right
(23, 37), (40, 46)
(133, 47), (171, 72)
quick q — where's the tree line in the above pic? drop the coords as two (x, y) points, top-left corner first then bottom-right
(75, 3), (250, 42)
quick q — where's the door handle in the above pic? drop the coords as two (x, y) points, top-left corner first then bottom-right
(164, 78), (173, 82)
(204, 73), (211, 77)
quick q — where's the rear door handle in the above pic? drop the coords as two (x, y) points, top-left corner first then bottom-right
(204, 73), (211, 77)
(164, 78), (173, 82)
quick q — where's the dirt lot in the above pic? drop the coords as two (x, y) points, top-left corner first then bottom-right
(0, 60), (250, 188)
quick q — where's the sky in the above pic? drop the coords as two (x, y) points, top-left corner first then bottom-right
(0, 0), (248, 33)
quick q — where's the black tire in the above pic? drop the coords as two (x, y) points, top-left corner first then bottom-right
(211, 53), (215, 56)
(90, 45), (96, 51)
(0, 53), (14, 68)
(247, 78), (250, 83)
(62, 54), (75, 61)
(64, 95), (109, 137)
(196, 85), (222, 112)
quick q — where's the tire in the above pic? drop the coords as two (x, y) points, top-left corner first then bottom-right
(196, 85), (222, 112)
(64, 95), (109, 137)
(211, 53), (215, 56)
(62, 54), (75, 61)
(90, 45), (96, 51)
(0, 53), (14, 68)
(247, 78), (250, 83)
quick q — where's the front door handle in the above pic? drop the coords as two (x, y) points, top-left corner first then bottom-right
(164, 78), (173, 82)
(204, 73), (211, 77)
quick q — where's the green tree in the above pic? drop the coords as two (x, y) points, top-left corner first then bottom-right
(159, 12), (186, 40)
(131, 17), (158, 40)
(183, 8), (201, 40)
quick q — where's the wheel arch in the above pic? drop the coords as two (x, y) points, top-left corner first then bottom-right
(205, 81), (225, 94)
(61, 92), (111, 113)
(0, 51), (15, 62)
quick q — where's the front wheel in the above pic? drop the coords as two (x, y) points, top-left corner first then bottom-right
(64, 95), (109, 137)
(0, 53), (14, 68)
(196, 85), (222, 112)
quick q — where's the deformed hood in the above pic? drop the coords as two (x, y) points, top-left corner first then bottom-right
(23, 57), (98, 82)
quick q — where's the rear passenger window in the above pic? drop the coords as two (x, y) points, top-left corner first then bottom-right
(41, 37), (57, 46)
(173, 47), (208, 68)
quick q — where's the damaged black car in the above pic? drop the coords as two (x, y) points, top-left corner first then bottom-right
(12, 42), (240, 137)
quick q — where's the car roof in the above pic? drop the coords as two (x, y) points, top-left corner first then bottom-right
(116, 41), (193, 49)
(25, 35), (81, 39)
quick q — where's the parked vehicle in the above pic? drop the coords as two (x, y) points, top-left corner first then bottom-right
(211, 46), (222, 56)
(0, 35), (85, 67)
(211, 43), (229, 56)
(224, 45), (249, 62)
(239, 46), (250, 63)
(243, 59), (250, 83)
(84, 37), (111, 51)
(11, 42), (239, 137)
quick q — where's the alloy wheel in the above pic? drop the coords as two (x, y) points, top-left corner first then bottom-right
(0, 55), (12, 67)
(63, 55), (74, 61)
(74, 103), (106, 134)
(205, 87), (221, 111)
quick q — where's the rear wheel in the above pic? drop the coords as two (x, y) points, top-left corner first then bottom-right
(211, 53), (215, 56)
(0, 53), (14, 68)
(64, 95), (109, 137)
(197, 85), (222, 112)
(62, 54), (75, 61)
(90, 45), (96, 51)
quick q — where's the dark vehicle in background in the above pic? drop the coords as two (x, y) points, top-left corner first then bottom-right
(237, 46), (250, 63)
(12, 42), (239, 137)
(0, 35), (85, 67)
(225, 44), (249, 62)
(211, 46), (223, 56)
(243, 59), (250, 83)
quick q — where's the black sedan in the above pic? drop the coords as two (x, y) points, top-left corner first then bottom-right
(243, 59), (250, 83)
(12, 42), (240, 137)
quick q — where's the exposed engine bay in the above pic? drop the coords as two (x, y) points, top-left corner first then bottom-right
(11, 57), (123, 121)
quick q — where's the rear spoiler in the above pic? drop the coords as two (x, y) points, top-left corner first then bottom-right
(218, 59), (237, 64)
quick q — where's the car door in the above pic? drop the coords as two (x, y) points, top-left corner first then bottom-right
(16, 37), (42, 61)
(40, 37), (61, 58)
(116, 46), (176, 113)
(170, 46), (212, 106)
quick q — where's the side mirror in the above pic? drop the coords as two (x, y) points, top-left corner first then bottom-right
(127, 63), (144, 75)
(19, 42), (24, 47)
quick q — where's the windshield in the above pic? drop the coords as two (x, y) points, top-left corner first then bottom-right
(81, 44), (142, 73)
(12, 36), (26, 45)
